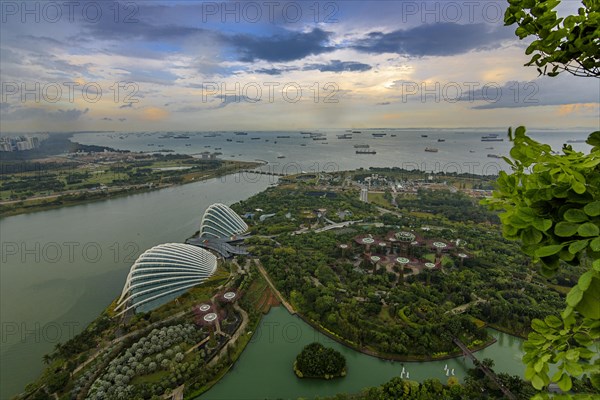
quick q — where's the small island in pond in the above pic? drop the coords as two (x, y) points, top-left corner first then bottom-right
(294, 342), (347, 379)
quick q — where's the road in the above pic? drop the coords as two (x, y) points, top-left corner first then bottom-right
(255, 261), (296, 315)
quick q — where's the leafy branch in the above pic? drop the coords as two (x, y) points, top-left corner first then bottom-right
(504, 0), (600, 77)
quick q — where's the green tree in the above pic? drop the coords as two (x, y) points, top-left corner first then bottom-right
(504, 0), (599, 77)
(484, 128), (600, 393)
(481, 0), (600, 392)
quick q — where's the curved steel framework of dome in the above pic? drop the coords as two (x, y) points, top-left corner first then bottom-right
(199, 203), (248, 239)
(116, 243), (217, 315)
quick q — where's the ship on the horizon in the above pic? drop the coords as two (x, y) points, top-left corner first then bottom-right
(481, 133), (503, 142)
(356, 150), (376, 154)
(354, 144), (370, 148)
(234, 132), (248, 135)
(425, 147), (438, 152)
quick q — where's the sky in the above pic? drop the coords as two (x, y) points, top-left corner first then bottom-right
(0, 0), (598, 132)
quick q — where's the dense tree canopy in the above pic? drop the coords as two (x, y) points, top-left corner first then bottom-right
(294, 342), (346, 379)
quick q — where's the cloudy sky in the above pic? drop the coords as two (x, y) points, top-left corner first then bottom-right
(1, 0), (598, 132)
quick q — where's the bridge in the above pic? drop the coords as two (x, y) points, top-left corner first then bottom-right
(453, 338), (516, 400)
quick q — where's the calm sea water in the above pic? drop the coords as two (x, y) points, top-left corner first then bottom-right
(73, 128), (592, 176)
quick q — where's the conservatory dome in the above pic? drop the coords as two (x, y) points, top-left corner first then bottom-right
(199, 203), (248, 239)
(115, 243), (217, 315)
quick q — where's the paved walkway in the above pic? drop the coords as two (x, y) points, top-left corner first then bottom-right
(207, 302), (249, 367)
(255, 261), (296, 314)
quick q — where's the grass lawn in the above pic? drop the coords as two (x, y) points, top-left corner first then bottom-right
(368, 192), (392, 208)
(131, 370), (169, 385)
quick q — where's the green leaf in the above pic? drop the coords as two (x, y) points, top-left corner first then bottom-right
(531, 318), (549, 333)
(535, 244), (564, 257)
(566, 285), (583, 307)
(577, 271), (594, 291)
(586, 131), (600, 147)
(591, 237), (600, 252)
(557, 374), (573, 391)
(522, 227), (543, 244)
(544, 315), (562, 329)
(573, 332), (593, 347)
(564, 209), (589, 222)
(569, 239), (589, 254)
(565, 349), (579, 361)
(575, 276), (600, 319)
(583, 201), (600, 216)
(555, 222), (580, 237)
(578, 222), (599, 237)
(531, 373), (545, 389)
(532, 218), (553, 231)
(564, 361), (583, 376)
(572, 181), (586, 194)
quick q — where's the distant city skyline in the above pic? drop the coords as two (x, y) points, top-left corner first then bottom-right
(1, 1), (598, 132)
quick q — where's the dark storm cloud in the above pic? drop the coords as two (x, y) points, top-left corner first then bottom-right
(459, 79), (600, 109)
(228, 28), (335, 62)
(352, 23), (513, 57)
(1, 106), (89, 121)
(254, 60), (371, 75)
(254, 68), (289, 76)
(84, 19), (207, 42)
(303, 60), (372, 72)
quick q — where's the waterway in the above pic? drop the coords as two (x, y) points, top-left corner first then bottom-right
(1, 128), (590, 399)
(200, 307), (525, 399)
(0, 174), (274, 399)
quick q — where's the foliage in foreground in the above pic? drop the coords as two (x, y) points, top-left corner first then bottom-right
(484, 128), (600, 393)
(504, 0), (599, 77)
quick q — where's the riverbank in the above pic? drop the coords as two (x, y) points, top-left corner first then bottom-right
(0, 160), (259, 217)
(14, 259), (277, 400)
(295, 312), (498, 363)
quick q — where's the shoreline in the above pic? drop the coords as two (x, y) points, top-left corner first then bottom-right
(295, 310), (499, 363)
(0, 162), (260, 218)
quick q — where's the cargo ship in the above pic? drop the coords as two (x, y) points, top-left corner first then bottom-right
(425, 147), (438, 152)
(481, 134), (503, 142)
(356, 150), (376, 154)
(354, 144), (370, 148)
